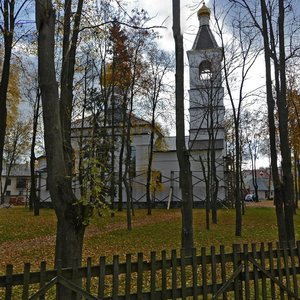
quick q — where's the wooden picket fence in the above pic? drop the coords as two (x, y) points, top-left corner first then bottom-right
(1, 241), (300, 299)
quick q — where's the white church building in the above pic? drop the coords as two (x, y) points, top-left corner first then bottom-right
(37, 3), (227, 208)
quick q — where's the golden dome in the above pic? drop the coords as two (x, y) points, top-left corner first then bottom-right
(197, 2), (211, 18)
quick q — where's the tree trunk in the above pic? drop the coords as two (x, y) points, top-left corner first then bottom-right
(294, 154), (298, 211)
(55, 213), (85, 299)
(296, 154), (300, 208)
(110, 92), (116, 216)
(0, 0), (14, 184)
(109, 59), (117, 216)
(123, 107), (133, 230)
(260, 0), (287, 244)
(118, 100), (127, 212)
(210, 113), (218, 224)
(277, 0), (295, 246)
(29, 89), (40, 215)
(235, 129), (242, 236)
(211, 147), (219, 224)
(60, 0), (84, 177)
(146, 111), (156, 215)
(173, 0), (194, 255)
(36, 3), (87, 293)
(200, 155), (210, 230)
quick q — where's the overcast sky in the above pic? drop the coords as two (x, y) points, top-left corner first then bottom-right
(126, 0), (206, 51)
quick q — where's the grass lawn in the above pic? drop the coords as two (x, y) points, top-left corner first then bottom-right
(0, 204), (299, 273)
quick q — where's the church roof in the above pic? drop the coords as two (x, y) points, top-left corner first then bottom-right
(192, 25), (219, 50)
(192, 3), (219, 50)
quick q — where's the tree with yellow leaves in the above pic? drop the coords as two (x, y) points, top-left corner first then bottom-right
(1, 119), (31, 203)
(287, 77), (300, 209)
(6, 62), (20, 127)
(0, 0), (27, 180)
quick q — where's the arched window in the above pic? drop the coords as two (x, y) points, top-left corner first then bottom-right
(199, 60), (212, 80)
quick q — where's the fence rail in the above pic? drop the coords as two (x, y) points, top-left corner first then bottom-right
(1, 241), (300, 299)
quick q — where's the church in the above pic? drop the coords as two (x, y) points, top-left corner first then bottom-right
(36, 3), (226, 208)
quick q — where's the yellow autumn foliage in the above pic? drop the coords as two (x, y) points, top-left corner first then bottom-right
(287, 85), (300, 155)
(6, 63), (20, 128)
(100, 62), (131, 89)
(150, 170), (164, 192)
(0, 51), (21, 128)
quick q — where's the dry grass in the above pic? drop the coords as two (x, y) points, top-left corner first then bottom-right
(0, 204), (298, 274)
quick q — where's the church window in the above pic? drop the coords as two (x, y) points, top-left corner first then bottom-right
(199, 60), (212, 80)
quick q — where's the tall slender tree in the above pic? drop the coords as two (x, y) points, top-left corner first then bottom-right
(214, 0), (261, 236)
(172, 0), (194, 254)
(142, 47), (174, 215)
(0, 0), (28, 184)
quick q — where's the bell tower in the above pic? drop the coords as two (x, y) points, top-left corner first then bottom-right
(187, 2), (225, 151)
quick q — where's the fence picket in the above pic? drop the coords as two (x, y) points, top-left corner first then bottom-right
(251, 243), (259, 300)
(5, 264), (13, 300)
(289, 241), (298, 298)
(171, 249), (177, 300)
(260, 243), (267, 300)
(180, 249), (186, 299)
(283, 243), (291, 300)
(201, 247), (207, 300)
(276, 242), (285, 300)
(112, 255), (119, 300)
(150, 251), (156, 300)
(191, 248), (198, 299)
(243, 244), (250, 300)
(86, 257), (92, 294)
(137, 252), (143, 299)
(39, 261), (46, 300)
(22, 263), (30, 300)
(211, 246), (217, 297)
(268, 242), (276, 299)
(98, 256), (105, 299)
(72, 259), (78, 300)
(233, 244), (242, 299)
(125, 253), (131, 300)
(161, 250), (167, 300)
(220, 245), (227, 300)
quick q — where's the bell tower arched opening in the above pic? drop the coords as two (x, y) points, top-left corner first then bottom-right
(199, 60), (212, 80)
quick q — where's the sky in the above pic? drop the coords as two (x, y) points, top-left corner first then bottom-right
(128, 0), (203, 51)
